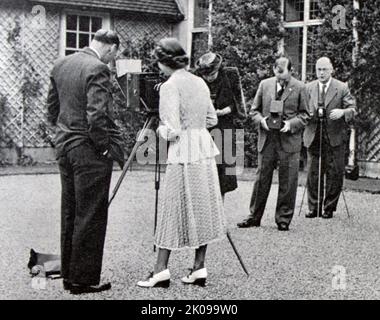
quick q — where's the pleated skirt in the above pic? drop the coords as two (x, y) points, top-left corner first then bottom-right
(155, 157), (226, 250)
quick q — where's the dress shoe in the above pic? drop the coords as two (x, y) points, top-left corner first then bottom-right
(181, 268), (207, 287)
(305, 211), (317, 218)
(277, 223), (289, 231)
(237, 219), (260, 228)
(137, 269), (170, 288)
(70, 282), (111, 295)
(63, 279), (72, 291)
(322, 211), (333, 219)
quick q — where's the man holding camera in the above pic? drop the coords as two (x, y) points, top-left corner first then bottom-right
(304, 57), (356, 219)
(237, 55), (310, 231)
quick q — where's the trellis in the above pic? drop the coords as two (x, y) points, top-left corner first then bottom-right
(0, 4), (171, 150)
(0, 3), (59, 148)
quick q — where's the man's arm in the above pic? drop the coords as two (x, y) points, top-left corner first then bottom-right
(249, 81), (265, 126)
(329, 83), (357, 121)
(342, 83), (357, 122)
(288, 84), (311, 133)
(86, 64), (112, 154)
(46, 76), (60, 126)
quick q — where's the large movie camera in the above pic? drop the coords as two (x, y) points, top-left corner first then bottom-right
(116, 72), (163, 113)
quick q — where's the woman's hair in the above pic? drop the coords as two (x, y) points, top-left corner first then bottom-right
(154, 38), (189, 70)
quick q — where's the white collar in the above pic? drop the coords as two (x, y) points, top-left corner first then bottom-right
(88, 47), (101, 60)
(276, 79), (290, 91)
(319, 77), (332, 91)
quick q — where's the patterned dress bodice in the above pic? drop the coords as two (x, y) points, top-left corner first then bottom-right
(157, 69), (220, 164)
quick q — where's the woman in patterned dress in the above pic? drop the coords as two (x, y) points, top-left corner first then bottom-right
(137, 38), (226, 288)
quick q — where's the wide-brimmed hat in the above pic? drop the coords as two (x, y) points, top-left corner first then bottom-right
(195, 52), (223, 76)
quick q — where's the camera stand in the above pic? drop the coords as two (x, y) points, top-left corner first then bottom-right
(298, 117), (351, 218)
(108, 112), (162, 251)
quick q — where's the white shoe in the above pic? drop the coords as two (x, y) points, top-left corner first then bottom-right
(181, 268), (207, 286)
(137, 269), (170, 288)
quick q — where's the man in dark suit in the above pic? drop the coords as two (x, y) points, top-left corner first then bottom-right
(237, 55), (310, 231)
(304, 57), (356, 219)
(47, 29), (124, 294)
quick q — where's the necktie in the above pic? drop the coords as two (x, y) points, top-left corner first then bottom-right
(278, 83), (285, 100)
(321, 84), (327, 103)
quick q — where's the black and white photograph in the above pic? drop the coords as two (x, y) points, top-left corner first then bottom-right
(0, 0), (379, 307)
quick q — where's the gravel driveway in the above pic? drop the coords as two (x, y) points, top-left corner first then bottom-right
(0, 170), (379, 300)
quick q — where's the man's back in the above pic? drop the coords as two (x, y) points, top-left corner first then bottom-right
(47, 48), (113, 158)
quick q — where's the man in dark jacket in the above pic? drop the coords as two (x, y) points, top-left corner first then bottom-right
(47, 29), (124, 294)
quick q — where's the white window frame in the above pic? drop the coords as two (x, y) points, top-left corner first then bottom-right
(188, 0), (211, 65)
(281, 0), (323, 81)
(59, 10), (111, 57)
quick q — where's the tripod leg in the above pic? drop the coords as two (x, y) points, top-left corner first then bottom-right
(317, 119), (323, 217)
(321, 120), (352, 218)
(341, 188), (351, 218)
(298, 184), (307, 216)
(108, 116), (157, 207)
(226, 231), (249, 277)
(153, 133), (161, 252)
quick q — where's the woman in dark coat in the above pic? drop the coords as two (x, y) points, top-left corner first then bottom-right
(195, 52), (246, 199)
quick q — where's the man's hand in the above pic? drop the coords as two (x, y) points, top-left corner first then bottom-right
(329, 109), (345, 120)
(261, 117), (270, 131)
(280, 120), (291, 133)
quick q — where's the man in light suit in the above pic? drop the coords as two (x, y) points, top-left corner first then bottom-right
(304, 57), (356, 219)
(237, 55), (310, 231)
(47, 29), (124, 294)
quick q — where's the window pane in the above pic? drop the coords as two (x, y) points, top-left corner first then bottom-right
(79, 16), (90, 32)
(91, 17), (102, 32)
(79, 33), (90, 48)
(284, 27), (303, 79)
(310, 0), (322, 20)
(194, 0), (209, 28)
(65, 50), (77, 56)
(66, 15), (77, 31)
(284, 0), (304, 22)
(191, 32), (209, 67)
(66, 32), (77, 48)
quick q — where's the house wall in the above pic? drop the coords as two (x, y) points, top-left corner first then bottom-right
(113, 12), (172, 52)
(172, 0), (191, 52)
(0, 0), (60, 163)
(0, 0), (175, 164)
